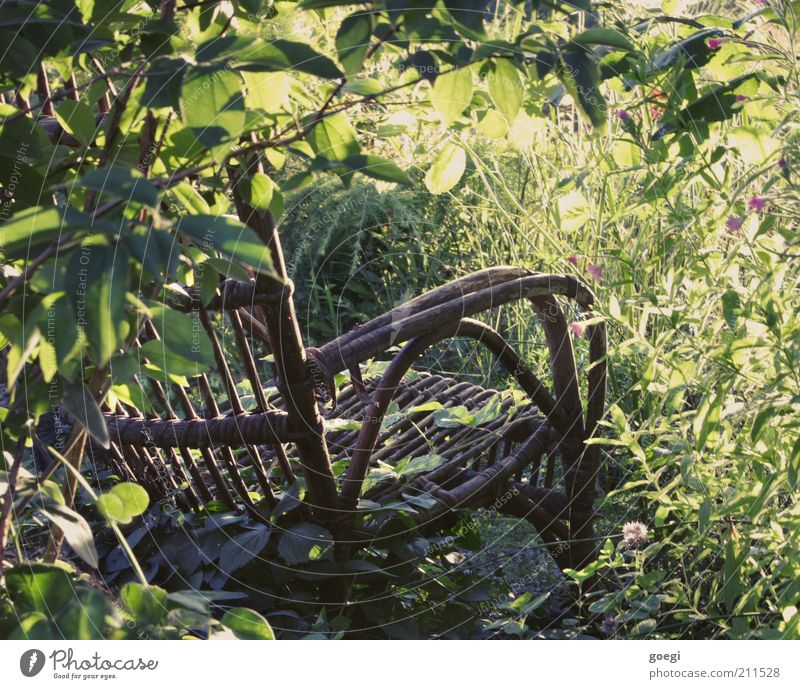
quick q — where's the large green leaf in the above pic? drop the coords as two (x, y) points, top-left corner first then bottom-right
(41, 502), (99, 569)
(78, 167), (158, 207)
(147, 302), (215, 367)
(61, 379), (110, 448)
(307, 112), (359, 160)
(488, 59), (524, 120)
(0, 205), (92, 256)
(56, 589), (107, 640)
(221, 608), (275, 640)
(558, 51), (607, 128)
(120, 583), (168, 626)
(336, 11), (372, 76)
(655, 73), (762, 139)
(342, 155), (413, 185)
(424, 142), (466, 194)
(181, 66), (246, 153)
(176, 214), (276, 275)
(278, 523), (334, 564)
(431, 67), (473, 126)
(65, 243), (129, 367)
(54, 99), (96, 147)
(238, 39), (344, 79)
(5, 564), (74, 614)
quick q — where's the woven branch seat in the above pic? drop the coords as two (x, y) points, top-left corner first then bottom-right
(89, 198), (606, 577)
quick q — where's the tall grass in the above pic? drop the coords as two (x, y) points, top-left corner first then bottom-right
(280, 1), (800, 637)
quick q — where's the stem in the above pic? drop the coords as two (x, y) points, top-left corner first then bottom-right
(42, 443), (148, 585)
(0, 438), (26, 576)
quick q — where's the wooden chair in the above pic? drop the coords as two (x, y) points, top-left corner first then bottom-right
(97, 190), (607, 575)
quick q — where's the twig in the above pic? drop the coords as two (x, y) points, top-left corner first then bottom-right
(0, 437), (26, 575)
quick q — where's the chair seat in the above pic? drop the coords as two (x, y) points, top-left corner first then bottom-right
(320, 372), (551, 502)
(98, 371), (554, 513)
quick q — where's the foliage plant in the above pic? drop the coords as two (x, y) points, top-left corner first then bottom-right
(0, 0), (798, 639)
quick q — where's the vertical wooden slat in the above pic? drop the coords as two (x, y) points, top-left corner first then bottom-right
(196, 307), (277, 507)
(228, 308), (296, 482)
(230, 186), (339, 525)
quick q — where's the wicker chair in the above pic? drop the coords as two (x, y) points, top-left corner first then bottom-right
(98, 191), (607, 576)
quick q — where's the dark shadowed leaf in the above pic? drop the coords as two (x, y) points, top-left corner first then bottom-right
(62, 380), (110, 448)
(78, 167), (158, 207)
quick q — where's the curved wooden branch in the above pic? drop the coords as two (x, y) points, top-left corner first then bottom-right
(103, 410), (296, 448)
(338, 315), (581, 512)
(316, 273), (594, 374)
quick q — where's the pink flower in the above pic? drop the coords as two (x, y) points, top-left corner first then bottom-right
(735, 95), (747, 103)
(586, 263), (602, 281)
(570, 323), (585, 338)
(779, 158), (788, 171)
(747, 197), (766, 212)
(726, 216), (743, 233)
(567, 255), (579, 265)
(707, 38), (724, 50)
(616, 109), (631, 122)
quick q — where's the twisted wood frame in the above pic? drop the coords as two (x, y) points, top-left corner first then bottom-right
(3, 62), (611, 596)
(98, 189), (607, 572)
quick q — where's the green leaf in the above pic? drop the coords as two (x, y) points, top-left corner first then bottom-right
(307, 112), (359, 161)
(65, 243), (129, 367)
(721, 289), (740, 329)
(488, 59), (524, 120)
(41, 502), (99, 569)
(109, 483), (150, 521)
(56, 589), (107, 640)
(0, 155), (46, 210)
(221, 608), (275, 640)
(219, 524), (271, 575)
(148, 302), (215, 367)
(656, 73), (761, 139)
(78, 167), (158, 207)
(559, 52), (607, 128)
(431, 67), (473, 126)
(424, 143), (466, 195)
(698, 498), (712, 534)
(120, 583), (168, 626)
(9, 613), (58, 640)
(5, 564), (74, 614)
(62, 380), (110, 448)
(477, 109), (509, 138)
(0, 206), (90, 256)
(408, 400), (444, 413)
(569, 28), (635, 53)
(240, 39), (344, 79)
(395, 453), (445, 479)
(341, 155), (413, 185)
(336, 11), (372, 76)
(181, 67), (245, 154)
(96, 492), (127, 523)
(444, 0), (486, 37)
(176, 215), (276, 275)
(75, 0), (95, 23)
(278, 523), (334, 564)
(54, 100), (96, 147)
(242, 71), (290, 113)
(651, 29), (724, 73)
(241, 172), (275, 211)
